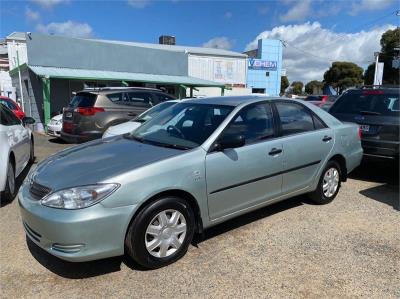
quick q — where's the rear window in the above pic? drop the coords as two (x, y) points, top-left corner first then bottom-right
(330, 91), (399, 117)
(69, 93), (97, 108)
(0, 99), (17, 110)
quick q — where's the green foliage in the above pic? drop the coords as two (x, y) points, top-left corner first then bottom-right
(364, 28), (400, 85)
(323, 61), (363, 93)
(280, 76), (289, 95)
(290, 81), (303, 95)
(305, 80), (324, 94)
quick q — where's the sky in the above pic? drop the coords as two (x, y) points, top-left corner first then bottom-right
(1, 0), (399, 83)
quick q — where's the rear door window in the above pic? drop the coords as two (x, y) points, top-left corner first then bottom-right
(275, 102), (315, 136)
(330, 91), (400, 116)
(153, 93), (176, 104)
(69, 93), (97, 108)
(126, 92), (153, 107)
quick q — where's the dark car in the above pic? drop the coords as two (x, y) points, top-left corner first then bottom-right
(304, 95), (337, 111)
(61, 87), (175, 143)
(329, 86), (399, 160)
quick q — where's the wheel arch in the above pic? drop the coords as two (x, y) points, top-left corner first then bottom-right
(125, 189), (204, 238)
(329, 154), (347, 182)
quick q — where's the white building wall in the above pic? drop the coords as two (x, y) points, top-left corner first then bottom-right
(187, 87), (253, 98)
(7, 40), (28, 70)
(188, 54), (247, 85)
(0, 71), (15, 99)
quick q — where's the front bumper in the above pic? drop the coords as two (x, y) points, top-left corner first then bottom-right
(47, 124), (62, 137)
(18, 182), (137, 262)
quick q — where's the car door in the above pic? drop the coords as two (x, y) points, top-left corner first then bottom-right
(206, 102), (284, 220)
(274, 101), (334, 194)
(1, 106), (29, 175)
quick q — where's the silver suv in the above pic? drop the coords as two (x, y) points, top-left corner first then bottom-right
(61, 87), (175, 143)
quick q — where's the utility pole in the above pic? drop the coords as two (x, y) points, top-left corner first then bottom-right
(13, 40), (24, 112)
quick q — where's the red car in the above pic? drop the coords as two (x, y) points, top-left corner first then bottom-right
(0, 96), (25, 119)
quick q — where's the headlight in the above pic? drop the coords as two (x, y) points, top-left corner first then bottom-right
(41, 184), (119, 209)
(55, 120), (62, 125)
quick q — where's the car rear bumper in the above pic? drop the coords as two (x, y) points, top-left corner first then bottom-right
(18, 182), (136, 262)
(61, 131), (102, 143)
(361, 139), (399, 159)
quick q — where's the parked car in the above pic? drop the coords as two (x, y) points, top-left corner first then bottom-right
(304, 95), (337, 110)
(103, 100), (179, 138)
(19, 96), (362, 269)
(0, 96), (25, 119)
(329, 86), (399, 160)
(0, 104), (35, 202)
(61, 87), (175, 143)
(47, 114), (63, 138)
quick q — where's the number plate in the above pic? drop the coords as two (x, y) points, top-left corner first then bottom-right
(360, 125), (370, 132)
(65, 112), (72, 118)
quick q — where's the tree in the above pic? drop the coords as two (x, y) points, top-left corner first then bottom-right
(323, 61), (363, 93)
(280, 76), (289, 95)
(290, 81), (303, 95)
(305, 80), (324, 94)
(364, 28), (400, 85)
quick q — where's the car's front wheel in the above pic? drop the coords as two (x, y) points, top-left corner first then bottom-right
(125, 196), (195, 269)
(308, 160), (341, 204)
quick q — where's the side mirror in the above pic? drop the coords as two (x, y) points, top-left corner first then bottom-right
(22, 117), (35, 125)
(214, 134), (245, 151)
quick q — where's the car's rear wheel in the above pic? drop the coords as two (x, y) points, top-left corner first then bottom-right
(125, 196), (195, 269)
(3, 160), (16, 202)
(308, 160), (341, 204)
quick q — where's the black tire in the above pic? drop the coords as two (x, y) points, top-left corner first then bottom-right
(2, 160), (16, 203)
(308, 160), (341, 205)
(125, 196), (195, 269)
(29, 139), (35, 164)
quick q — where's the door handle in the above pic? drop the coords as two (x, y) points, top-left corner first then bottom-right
(322, 136), (332, 142)
(127, 112), (137, 116)
(268, 148), (282, 156)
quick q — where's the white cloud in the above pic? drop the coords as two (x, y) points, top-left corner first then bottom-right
(350, 0), (394, 15)
(36, 21), (93, 38)
(280, 0), (312, 22)
(245, 22), (395, 83)
(203, 37), (234, 50)
(127, 0), (150, 8)
(31, 0), (68, 9)
(25, 7), (40, 21)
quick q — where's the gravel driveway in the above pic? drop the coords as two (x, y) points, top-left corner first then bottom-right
(1, 133), (399, 298)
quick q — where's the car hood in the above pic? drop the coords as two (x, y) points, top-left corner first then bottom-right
(104, 121), (141, 137)
(33, 135), (183, 190)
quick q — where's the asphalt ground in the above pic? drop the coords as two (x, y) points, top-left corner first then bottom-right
(1, 133), (399, 298)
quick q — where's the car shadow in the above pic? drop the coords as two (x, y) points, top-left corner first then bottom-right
(349, 157), (399, 210)
(0, 161), (33, 207)
(48, 137), (68, 144)
(26, 238), (123, 278)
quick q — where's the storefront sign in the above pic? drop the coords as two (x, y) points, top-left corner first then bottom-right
(248, 58), (277, 71)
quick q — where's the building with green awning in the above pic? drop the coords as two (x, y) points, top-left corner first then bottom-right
(9, 33), (247, 126)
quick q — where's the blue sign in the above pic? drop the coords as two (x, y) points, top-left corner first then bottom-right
(248, 58), (277, 71)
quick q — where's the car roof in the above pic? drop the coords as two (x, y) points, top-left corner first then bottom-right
(78, 87), (167, 95)
(186, 95), (286, 107)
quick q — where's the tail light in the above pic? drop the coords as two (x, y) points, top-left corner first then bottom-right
(62, 122), (73, 133)
(358, 127), (362, 139)
(74, 107), (105, 116)
(321, 95), (328, 102)
(362, 90), (384, 95)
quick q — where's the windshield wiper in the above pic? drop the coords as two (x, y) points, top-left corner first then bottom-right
(134, 119), (146, 123)
(360, 110), (381, 115)
(148, 140), (191, 150)
(124, 134), (145, 143)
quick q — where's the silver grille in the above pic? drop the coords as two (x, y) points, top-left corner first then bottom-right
(29, 181), (51, 200)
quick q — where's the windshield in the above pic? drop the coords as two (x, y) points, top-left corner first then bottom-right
(135, 101), (177, 123)
(330, 91), (399, 117)
(129, 103), (234, 150)
(0, 99), (17, 110)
